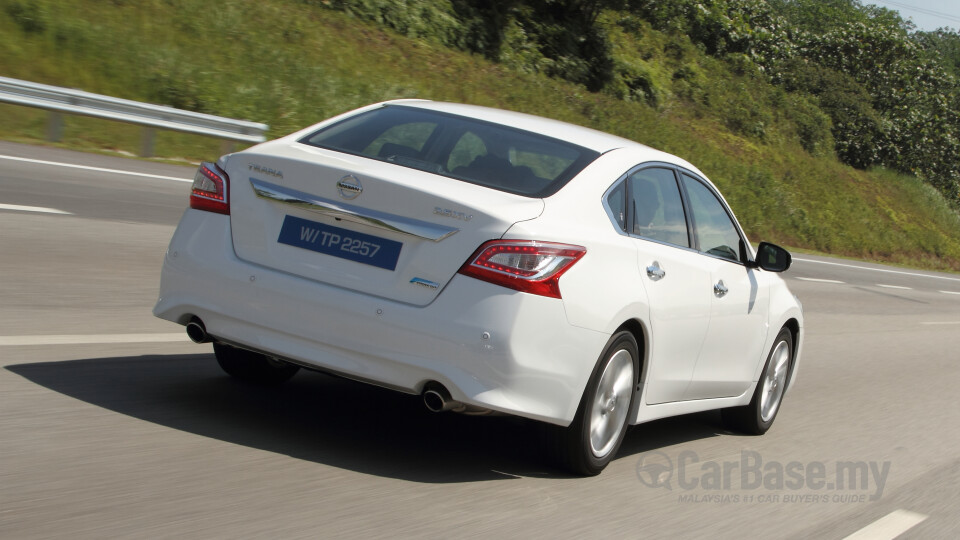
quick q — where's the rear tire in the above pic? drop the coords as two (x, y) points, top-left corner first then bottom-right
(722, 327), (793, 435)
(552, 331), (638, 476)
(213, 342), (299, 385)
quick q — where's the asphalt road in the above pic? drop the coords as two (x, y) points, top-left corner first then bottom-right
(1, 141), (958, 539)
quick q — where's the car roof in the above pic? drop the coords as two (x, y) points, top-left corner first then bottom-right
(383, 99), (638, 154)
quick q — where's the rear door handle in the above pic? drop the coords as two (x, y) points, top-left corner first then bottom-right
(714, 280), (729, 297)
(646, 262), (666, 281)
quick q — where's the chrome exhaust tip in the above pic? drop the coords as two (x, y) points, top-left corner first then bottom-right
(422, 383), (497, 416)
(423, 384), (460, 413)
(185, 319), (210, 344)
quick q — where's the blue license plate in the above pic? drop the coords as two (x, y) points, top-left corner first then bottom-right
(278, 215), (403, 271)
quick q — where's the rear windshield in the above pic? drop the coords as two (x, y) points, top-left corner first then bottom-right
(299, 105), (600, 197)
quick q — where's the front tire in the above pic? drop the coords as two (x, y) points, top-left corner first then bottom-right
(213, 342), (300, 385)
(554, 331), (638, 476)
(722, 327), (793, 434)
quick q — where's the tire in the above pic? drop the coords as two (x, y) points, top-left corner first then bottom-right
(553, 331), (638, 476)
(722, 327), (793, 435)
(213, 342), (300, 385)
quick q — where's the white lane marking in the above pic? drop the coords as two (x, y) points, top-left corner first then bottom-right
(941, 290), (960, 295)
(876, 284), (912, 290)
(0, 154), (193, 182)
(842, 509), (927, 540)
(795, 257), (960, 283)
(0, 333), (191, 346)
(0, 203), (72, 215)
(795, 277), (845, 284)
(920, 321), (960, 325)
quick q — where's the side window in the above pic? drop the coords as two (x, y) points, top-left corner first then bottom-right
(362, 122), (436, 159)
(681, 174), (743, 263)
(606, 181), (626, 231)
(447, 132), (487, 172)
(629, 168), (690, 247)
(509, 148), (575, 180)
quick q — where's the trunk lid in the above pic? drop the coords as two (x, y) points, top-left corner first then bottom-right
(225, 142), (545, 306)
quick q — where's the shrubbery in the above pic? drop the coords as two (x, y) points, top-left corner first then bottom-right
(311, 0), (618, 90)
(630, 0), (960, 204)
(311, 0), (960, 204)
(4, 0), (46, 33)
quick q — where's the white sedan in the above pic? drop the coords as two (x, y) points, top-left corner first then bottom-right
(154, 100), (803, 475)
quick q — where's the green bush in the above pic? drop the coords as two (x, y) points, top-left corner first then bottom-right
(4, 0), (46, 33)
(781, 92), (834, 157)
(609, 58), (660, 106)
(778, 60), (881, 167)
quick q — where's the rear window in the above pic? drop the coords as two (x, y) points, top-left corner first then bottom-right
(299, 105), (600, 197)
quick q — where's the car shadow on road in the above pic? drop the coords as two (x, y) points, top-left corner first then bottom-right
(7, 354), (724, 483)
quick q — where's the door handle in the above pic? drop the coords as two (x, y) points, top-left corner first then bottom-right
(646, 262), (666, 281)
(714, 280), (729, 297)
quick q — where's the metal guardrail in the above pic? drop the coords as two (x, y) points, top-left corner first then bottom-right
(0, 76), (269, 157)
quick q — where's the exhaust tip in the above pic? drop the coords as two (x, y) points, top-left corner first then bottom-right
(185, 319), (210, 344)
(421, 382), (494, 415)
(423, 389), (448, 413)
(423, 383), (462, 413)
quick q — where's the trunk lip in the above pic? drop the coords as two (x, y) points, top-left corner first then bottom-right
(251, 177), (460, 242)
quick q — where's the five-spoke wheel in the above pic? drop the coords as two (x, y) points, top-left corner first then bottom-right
(554, 331), (638, 476)
(722, 327), (794, 434)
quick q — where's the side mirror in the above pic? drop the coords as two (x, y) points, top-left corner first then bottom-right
(752, 242), (792, 272)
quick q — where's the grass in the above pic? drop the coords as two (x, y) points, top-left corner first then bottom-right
(1, 0), (960, 272)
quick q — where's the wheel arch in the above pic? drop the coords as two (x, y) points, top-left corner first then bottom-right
(613, 318), (647, 387)
(782, 317), (801, 388)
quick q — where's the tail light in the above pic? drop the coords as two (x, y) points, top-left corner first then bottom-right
(458, 240), (586, 299)
(190, 161), (229, 215)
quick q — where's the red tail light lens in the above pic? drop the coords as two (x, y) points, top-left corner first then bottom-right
(458, 240), (586, 299)
(190, 162), (229, 215)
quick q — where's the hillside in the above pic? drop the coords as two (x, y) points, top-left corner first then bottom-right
(2, 0), (960, 270)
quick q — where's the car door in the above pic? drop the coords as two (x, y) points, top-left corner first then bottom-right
(607, 166), (713, 405)
(679, 172), (770, 400)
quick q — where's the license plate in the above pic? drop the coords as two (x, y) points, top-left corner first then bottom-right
(278, 215), (403, 271)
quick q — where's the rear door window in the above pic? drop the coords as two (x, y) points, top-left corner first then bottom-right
(446, 131), (487, 172)
(606, 181), (626, 231)
(628, 167), (690, 248)
(364, 122), (436, 158)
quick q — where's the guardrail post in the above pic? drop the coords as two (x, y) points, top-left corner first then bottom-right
(46, 112), (63, 142)
(140, 127), (156, 158)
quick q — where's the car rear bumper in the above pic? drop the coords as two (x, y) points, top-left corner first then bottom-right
(153, 209), (607, 426)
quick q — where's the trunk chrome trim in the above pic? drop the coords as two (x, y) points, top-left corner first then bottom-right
(250, 178), (459, 242)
